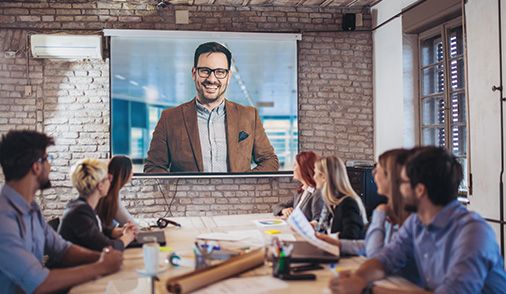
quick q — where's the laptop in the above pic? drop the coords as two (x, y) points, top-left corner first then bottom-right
(126, 230), (166, 248)
(287, 241), (340, 263)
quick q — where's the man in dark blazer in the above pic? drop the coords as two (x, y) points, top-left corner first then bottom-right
(144, 42), (279, 173)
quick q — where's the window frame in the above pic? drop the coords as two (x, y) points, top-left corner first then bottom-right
(418, 17), (468, 192)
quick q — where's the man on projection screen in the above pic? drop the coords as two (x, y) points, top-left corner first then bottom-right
(144, 42), (279, 173)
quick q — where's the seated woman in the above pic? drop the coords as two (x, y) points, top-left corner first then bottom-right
(59, 159), (136, 251)
(317, 149), (410, 256)
(272, 151), (323, 222)
(314, 156), (367, 239)
(317, 149), (420, 285)
(96, 155), (138, 234)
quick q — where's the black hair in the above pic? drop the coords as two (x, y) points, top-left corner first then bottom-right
(405, 146), (463, 206)
(0, 130), (54, 181)
(194, 42), (232, 69)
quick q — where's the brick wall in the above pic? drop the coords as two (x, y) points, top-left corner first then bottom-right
(0, 1), (373, 219)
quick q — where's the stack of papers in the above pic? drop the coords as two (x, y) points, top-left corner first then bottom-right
(287, 207), (340, 256)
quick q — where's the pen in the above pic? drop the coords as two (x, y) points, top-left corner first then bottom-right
(280, 273), (316, 281)
(194, 241), (202, 255)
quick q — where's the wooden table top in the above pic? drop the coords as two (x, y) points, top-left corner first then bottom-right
(70, 213), (420, 294)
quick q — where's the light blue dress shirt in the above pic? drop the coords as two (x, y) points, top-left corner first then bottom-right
(375, 200), (506, 293)
(0, 185), (71, 293)
(340, 209), (420, 285)
(195, 99), (228, 172)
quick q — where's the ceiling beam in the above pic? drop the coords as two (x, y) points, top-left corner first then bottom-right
(320, 0), (334, 7)
(296, 0), (308, 6)
(346, 0), (361, 7)
(208, 0), (216, 4)
(242, 0), (251, 6)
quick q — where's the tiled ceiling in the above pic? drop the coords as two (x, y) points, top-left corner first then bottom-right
(167, 0), (377, 8)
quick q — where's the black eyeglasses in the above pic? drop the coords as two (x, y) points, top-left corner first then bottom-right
(196, 67), (229, 79)
(38, 154), (54, 164)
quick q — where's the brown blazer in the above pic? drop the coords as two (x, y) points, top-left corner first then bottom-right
(144, 98), (279, 173)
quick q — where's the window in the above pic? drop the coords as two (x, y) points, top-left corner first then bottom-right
(419, 18), (467, 191)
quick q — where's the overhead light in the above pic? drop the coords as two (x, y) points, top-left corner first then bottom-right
(129, 80), (139, 86)
(144, 86), (159, 101)
(115, 74), (126, 80)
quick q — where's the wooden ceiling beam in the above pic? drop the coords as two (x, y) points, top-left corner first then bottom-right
(320, 0), (334, 7)
(346, 0), (361, 7)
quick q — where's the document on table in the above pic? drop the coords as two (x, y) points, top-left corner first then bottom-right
(197, 232), (250, 242)
(193, 276), (288, 294)
(287, 207), (340, 256)
(253, 219), (286, 227)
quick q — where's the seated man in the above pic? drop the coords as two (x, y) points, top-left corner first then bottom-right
(0, 130), (123, 293)
(330, 146), (506, 294)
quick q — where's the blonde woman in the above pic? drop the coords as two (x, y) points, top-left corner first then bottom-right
(313, 156), (367, 239)
(317, 149), (412, 256)
(59, 159), (136, 251)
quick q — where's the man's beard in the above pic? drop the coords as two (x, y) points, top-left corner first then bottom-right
(197, 80), (226, 102)
(40, 179), (51, 190)
(404, 203), (418, 213)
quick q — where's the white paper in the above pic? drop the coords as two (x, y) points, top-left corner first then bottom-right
(287, 207), (340, 256)
(196, 232), (249, 242)
(193, 276), (288, 294)
(105, 277), (151, 294)
(275, 233), (296, 242)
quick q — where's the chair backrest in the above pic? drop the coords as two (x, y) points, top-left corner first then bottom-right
(47, 217), (60, 231)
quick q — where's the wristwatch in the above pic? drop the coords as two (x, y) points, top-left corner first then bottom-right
(361, 282), (374, 294)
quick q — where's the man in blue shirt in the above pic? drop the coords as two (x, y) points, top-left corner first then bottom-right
(0, 130), (123, 293)
(330, 146), (506, 294)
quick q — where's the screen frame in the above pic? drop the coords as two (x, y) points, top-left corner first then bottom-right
(104, 29), (302, 177)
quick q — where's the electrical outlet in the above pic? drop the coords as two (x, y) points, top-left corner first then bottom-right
(24, 85), (32, 97)
(4, 51), (16, 58)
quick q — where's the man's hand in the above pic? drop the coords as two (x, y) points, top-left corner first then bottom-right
(329, 271), (368, 294)
(97, 247), (123, 275)
(281, 208), (294, 219)
(315, 232), (340, 247)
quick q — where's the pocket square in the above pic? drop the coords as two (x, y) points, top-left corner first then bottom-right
(238, 131), (249, 142)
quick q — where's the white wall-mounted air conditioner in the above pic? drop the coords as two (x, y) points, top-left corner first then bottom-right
(30, 34), (103, 59)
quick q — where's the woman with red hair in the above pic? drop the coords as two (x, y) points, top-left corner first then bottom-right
(273, 151), (323, 222)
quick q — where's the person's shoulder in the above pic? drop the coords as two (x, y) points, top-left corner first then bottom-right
(63, 199), (93, 219)
(451, 205), (496, 241)
(452, 204), (487, 226)
(341, 196), (359, 207)
(0, 192), (11, 214)
(227, 100), (257, 114)
(0, 199), (19, 234)
(162, 99), (194, 115)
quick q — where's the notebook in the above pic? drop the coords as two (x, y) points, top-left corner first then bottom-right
(287, 241), (340, 263)
(126, 230), (166, 248)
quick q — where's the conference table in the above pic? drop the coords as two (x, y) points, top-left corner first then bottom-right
(70, 213), (420, 293)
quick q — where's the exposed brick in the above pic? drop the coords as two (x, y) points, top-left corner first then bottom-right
(0, 3), (373, 219)
(3, 8), (29, 14)
(17, 15), (41, 22)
